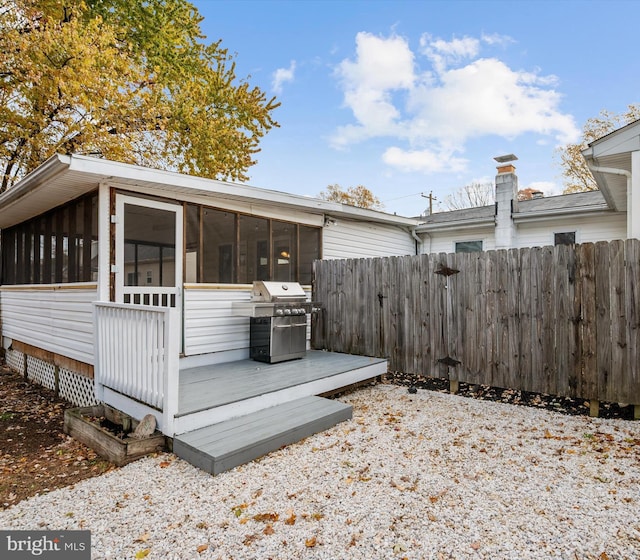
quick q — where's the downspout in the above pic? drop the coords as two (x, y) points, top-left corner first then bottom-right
(410, 227), (422, 255)
(588, 165), (632, 237)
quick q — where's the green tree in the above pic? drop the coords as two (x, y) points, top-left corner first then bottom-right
(318, 184), (383, 210)
(558, 104), (640, 193)
(0, 0), (279, 192)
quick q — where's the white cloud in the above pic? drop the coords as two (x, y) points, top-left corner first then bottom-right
(421, 34), (479, 73)
(382, 146), (467, 174)
(331, 32), (414, 148)
(481, 32), (515, 47)
(331, 32), (580, 173)
(272, 60), (296, 94)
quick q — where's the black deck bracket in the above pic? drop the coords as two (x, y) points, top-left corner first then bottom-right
(438, 355), (461, 368)
(434, 265), (460, 277)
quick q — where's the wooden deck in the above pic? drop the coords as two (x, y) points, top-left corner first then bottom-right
(173, 396), (352, 475)
(173, 350), (387, 435)
(170, 351), (386, 474)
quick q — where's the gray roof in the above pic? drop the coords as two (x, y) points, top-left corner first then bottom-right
(416, 189), (612, 232)
(516, 190), (608, 214)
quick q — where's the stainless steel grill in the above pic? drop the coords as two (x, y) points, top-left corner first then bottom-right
(233, 281), (317, 363)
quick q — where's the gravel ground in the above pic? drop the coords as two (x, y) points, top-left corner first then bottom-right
(2, 384), (640, 560)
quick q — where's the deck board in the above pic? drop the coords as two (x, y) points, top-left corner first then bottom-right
(173, 396), (352, 475)
(177, 350), (385, 417)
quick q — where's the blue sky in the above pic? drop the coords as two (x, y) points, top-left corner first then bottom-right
(193, 0), (639, 217)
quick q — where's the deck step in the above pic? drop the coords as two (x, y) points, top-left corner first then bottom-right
(172, 396), (352, 475)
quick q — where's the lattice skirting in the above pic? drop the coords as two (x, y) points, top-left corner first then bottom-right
(5, 349), (98, 407)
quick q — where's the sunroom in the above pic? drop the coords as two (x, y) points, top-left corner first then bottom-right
(0, 154), (418, 461)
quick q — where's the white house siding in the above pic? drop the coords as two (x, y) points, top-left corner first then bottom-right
(422, 227), (496, 255)
(322, 220), (415, 259)
(183, 287), (313, 358)
(515, 214), (626, 248)
(183, 287), (252, 356)
(0, 284), (97, 365)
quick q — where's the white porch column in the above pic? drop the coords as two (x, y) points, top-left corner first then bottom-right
(97, 182), (111, 302)
(630, 151), (640, 240)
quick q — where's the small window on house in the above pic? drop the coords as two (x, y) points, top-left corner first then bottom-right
(554, 232), (576, 246)
(455, 240), (483, 253)
(146, 271), (153, 284)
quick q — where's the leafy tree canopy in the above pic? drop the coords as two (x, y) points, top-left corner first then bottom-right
(558, 104), (640, 194)
(0, 0), (280, 191)
(318, 184), (383, 210)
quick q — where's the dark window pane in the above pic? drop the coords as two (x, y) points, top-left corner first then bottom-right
(299, 225), (321, 285)
(239, 215), (268, 283)
(90, 195), (98, 282)
(124, 204), (176, 287)
(455, 240), (483, 253)
(554, 232), (575, 246)
(272, 220), (296, 282)
(203, 208), (236, 283)
(185, 204), (200, 283)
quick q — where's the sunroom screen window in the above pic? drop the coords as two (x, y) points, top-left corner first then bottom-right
(203, 208), (236, 283)
(186, 203), (321, 285)
(1, 193), (97, 285)
(239, 215), (269, 283)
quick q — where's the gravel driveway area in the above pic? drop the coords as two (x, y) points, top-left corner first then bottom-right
(1, 384), (639, 559)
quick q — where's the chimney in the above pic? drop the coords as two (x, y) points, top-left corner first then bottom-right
(493, 154), (518, 249)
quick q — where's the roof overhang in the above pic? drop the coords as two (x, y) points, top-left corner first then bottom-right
(512, 204), (615, 224)
(415, 216), (494, 233)
(581, 119), (640, 212)
(0, 154), (419, 229)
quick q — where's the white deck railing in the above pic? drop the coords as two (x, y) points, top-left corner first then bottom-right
(122, 286), (181, 308)
(94, 302), (180, 436)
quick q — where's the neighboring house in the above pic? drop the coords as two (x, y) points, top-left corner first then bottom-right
(0, 154), (419, 439)
(415, 119), (640, 253)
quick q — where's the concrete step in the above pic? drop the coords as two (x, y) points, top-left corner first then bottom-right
(172, 396), (352, 475)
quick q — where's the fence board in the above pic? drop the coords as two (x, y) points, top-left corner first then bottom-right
(609, 240), (627, 402)
(627, 240), (640, 404)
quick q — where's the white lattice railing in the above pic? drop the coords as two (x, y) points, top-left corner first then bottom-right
(94, 302), (179, 436)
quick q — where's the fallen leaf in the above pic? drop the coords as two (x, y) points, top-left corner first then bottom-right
(135, 533), (150, 543)
(253, 512), (279, 523)
(263, 524), (275, 535)
(285, 513), (296, 525)
(159, 461), (171, 468)
(196, 544), (208, 553)
(393, 542), (407, 553)
(135, 550), (150, 559)
(305, 536), (317, 548)
(428, 513), (437, 522)
(600, 552), (610, 560)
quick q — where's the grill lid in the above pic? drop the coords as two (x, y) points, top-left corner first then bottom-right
(252, 281), (307, 302)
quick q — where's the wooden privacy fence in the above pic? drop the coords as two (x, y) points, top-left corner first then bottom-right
(312, 239), (640, 406)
